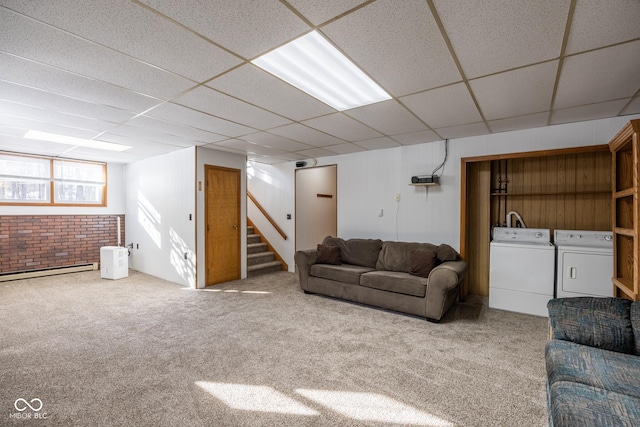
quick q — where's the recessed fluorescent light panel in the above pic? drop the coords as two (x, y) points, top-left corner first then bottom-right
(23, 131), (131, 152)
(252, 31), (391, 111)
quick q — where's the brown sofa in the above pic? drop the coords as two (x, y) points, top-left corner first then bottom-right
(294, 237), (467, 322)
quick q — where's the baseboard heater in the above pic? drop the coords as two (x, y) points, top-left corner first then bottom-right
(0, 263), (99, 282)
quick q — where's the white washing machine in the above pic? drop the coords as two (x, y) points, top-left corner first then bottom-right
(554, 230), (613, 298)
(489, 227), (555, 317)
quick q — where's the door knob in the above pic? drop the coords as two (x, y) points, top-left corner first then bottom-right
(233, 224), (238, 229)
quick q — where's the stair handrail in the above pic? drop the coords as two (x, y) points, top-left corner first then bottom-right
(247, 191), (287, 240)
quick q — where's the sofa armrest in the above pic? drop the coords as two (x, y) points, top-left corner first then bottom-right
(425, 260), (467, 320)
(294, 249), (318, 291)
(547, 297), (634, 354)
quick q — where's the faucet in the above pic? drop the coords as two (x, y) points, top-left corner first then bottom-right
(506, 211), (527, 228)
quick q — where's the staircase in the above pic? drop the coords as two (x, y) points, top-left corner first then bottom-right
(247, 225), (283, 277)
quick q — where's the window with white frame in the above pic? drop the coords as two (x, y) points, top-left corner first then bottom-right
(0, 153), (106, 206)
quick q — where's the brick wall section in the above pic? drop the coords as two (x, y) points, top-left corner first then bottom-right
(0, 215), (125, 274)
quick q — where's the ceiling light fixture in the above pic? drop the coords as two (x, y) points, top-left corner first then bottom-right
(252, 31), (391, 111)
(23, 130), (132, 152)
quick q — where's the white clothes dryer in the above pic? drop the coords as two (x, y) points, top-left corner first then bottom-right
(554, 230), (614, 298)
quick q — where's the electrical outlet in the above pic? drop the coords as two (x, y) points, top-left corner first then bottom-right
(395, 194), (401, 202)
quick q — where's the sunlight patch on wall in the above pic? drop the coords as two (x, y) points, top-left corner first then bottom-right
(295, 389), (453, 426)
(195, 382), (318, 416)
(137, 191), (161, 248)
(169, 227), (195, 288)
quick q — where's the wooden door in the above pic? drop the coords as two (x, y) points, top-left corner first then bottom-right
(295, 165), (337, 251)
(205, 165), (240, 286)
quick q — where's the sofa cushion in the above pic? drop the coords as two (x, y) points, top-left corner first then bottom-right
(309, 263), (375, 285)
(376, 241), (438, 272)
(631, 301), (640, 356)
(322, 236), (382, 268)
(546, 339), (640, 399)
(548, 297), (634, 354)
(409, 249), (439, 278)
(360, 271), (427, 297)
(436, 244), (458, 262)
(316, 244), (341, 265)
(548, 380), (640, 427)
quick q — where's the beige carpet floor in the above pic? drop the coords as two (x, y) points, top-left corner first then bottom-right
(0, 270), (549, 426)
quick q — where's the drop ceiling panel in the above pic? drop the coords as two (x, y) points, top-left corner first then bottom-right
(435, 122), (489, 140)
(551, 99), (631, 125)
(391, 130), (441, 146)
(0, 100), (116, 133)
(268, 123), (345, 147)
(0, 81), (136, 124)
(321, 0), (461, 96)
(0, 8), (194, 100)
(622, 98), (640, 116)
(354, 137), (400, 150)
(214, 138), (286, 156)
(138, 0), (308, 59)
(302, 113), (382, 141)
(145, 104), (255, 137)
(242, 132), (313, 152)
(566, 0), (640, 54)
(295, 147), (340, 158)
(345, 100), (428, 135)
(324, 143), (367, 155)
(0, 116), (101, 140)
(287, 0), (369, 26)
(207, 64), (334, 121)
(102, 125), (202, 147)
(126, 116), (227, 144)
(0, 53), (161, 113)
(173, 86), (291, 130)
(434, 0), (569, 78)
(487, 112), (549, 134)
(0, 133), (72, 156)
(554, 40), (640, 109)
(1, 0), (242, 81)
(400, 83), (483, 129)
(470, 61), (558, 120)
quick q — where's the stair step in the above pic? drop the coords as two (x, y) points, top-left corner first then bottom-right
(247, 251), (275, 266)
(247, 260), (283, 277)
(247, 233), (261, 244)
(247, 226), (254, 235)
(247, 242), (267, 254)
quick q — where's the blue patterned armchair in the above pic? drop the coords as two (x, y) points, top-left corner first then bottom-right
(546, 297), (640, 426)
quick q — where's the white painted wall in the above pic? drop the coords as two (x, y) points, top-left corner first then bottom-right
(125, 147), (196, 287)
(249, 115), (640, 271)
(196, 147), (247, 289)
(2, 162), (126, 215)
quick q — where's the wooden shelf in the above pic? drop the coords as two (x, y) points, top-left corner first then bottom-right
(491, 190), (610, 197)
(614, 227), (635, 237)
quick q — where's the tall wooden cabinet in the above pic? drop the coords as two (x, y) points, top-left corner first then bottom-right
(609, 120), (640, 300)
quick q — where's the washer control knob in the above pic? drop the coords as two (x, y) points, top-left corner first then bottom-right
(535, 232), (543, 238)
(604, 234), (613, 241)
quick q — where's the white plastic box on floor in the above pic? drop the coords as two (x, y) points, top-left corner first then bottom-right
(100, 246), (129, 280)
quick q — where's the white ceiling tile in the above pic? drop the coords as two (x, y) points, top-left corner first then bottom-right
(138, 0), (309, 59)
(435, 122), (489, 139)
(345, 100), (428, 135)
(0, 115), (101, 140)
(1, 0), (242, 81)
(554, 40), (640, 109)
(566, 0), (640, 54)
(247, 154), (288, 164)
(434, 0), (570, 78)
(242, 132), (313, 152)
(201, 144), (247, 157)
(268, 123), (345, 147)
(126, 116), (226, 144)
(92, 135), (179, 156)
(174, 86), (291, 130)
(0, 133), (71, 156)
(207, 64), (334, 121)
(0, 8), (194, 100)
(391, 130), (441, 146)
(400, 83), (483, 129)
(145, 104), (255, 137)
(215, 139), (286, 156)
(0, 81), (136, 123)
(551, 99), (631, 125)
(103, 125), (201, 147)
(0, 53), (161, 113)
(471, 61), (558, 120)
(302, 113), (382, 141)
(295, 147), (340, 158)
(621, 98), (640, 116)
(286, 0), (369, 26)
(354, 137), (400, 150)
(488, 112), (549, 134)
(324, 144), (367, 155)
(322, 0), (461, 96)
